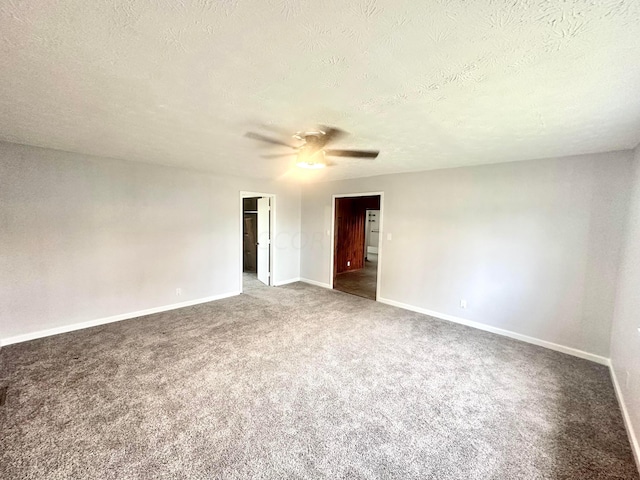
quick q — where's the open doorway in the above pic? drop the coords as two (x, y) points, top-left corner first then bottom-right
(331, 194), (382, 300)
(241, 192), (274, 292)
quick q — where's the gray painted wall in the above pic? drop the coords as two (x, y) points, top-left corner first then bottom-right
(300, 151), (633, 358)
(610, 144), (640, 462)
(1, 140), (635, 361)
(0, 142), (301, 340)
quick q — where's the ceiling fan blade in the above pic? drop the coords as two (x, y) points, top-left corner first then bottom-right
(245, 132), (296, 149)
(324, 149), (379, 158)
(319, 125), (347, 145)
(261, 153), (296, 158)
(259, 123), (294, 137)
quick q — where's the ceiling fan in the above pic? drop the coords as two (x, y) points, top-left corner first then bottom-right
(244, 126), (379, 169)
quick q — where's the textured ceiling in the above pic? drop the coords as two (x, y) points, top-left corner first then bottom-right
(1, 0), (640, 181)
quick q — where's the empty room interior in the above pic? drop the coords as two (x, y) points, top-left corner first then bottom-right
(2, 1), (640, 479)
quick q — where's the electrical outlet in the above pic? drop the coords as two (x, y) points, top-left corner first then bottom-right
(460, 299), (467, 309)
(176, 288), (182, 296)
(347, 261), (351, 267)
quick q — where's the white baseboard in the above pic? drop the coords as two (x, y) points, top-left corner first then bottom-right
(610, 365), (640, 471)
(0, 291), (240, 347)
(300, 278), (332, 289)
(274, 277), (300, 286)
(377, 297), (609, 366)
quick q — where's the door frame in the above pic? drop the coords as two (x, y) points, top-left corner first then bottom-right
(240, 191), (276, 292)
(330, 191), (384, 300)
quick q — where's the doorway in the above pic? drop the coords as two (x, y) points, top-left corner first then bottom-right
(241, 192), (274, 291)
(331, 193), (383, 300)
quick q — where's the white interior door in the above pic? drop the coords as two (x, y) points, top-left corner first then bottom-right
(257, 197), (271, 285)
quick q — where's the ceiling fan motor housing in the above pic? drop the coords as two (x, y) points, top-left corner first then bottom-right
(294, 130), (325, 143)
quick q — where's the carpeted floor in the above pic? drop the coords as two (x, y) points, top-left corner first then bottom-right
(243, 271), (265, 291)
(334, 255), (378, 300)
(1, 280), (638, 479)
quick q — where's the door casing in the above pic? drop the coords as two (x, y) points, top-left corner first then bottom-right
(240, 191), (276, 291)
(330, 191), (384, 300)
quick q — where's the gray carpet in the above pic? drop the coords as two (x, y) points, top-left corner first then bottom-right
(1, 280), (638, 479)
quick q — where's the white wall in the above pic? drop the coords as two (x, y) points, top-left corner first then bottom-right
(0, 142), (301, 342)
(300, 151), (633, 359)
(610, 144), (640, 464)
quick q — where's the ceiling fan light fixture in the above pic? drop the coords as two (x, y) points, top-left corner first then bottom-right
(296, 160), (326, 169)
(296, 148), (326, 169)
